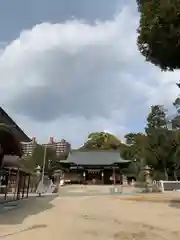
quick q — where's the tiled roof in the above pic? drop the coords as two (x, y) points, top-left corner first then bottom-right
(66, 150), (131, 165)
(0, 107), (30, 142)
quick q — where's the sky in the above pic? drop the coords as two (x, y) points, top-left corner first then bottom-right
(0, 0), (179, 147)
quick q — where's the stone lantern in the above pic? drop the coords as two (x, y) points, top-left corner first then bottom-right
(35, 165), (41, 176)
(144, 165), (151, 182)
(143, 165), (152, 192)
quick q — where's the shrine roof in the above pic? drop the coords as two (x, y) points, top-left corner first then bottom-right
(64, 150), (131, 166)
(0, 107), (30, 142)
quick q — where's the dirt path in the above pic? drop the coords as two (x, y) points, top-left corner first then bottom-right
(1, 190), (180, 239)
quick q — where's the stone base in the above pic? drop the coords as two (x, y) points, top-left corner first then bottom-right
(110, 186), (122, 194)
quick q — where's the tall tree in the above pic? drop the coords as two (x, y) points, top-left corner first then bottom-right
(172, 97), (180, 129)
(145, 105), (171, 179)
(120, 133), (147, 177)
(124, 132), (147, 161)
(120, 104), (180, 180)
(137, 0), (180, 71)
(167, 98), (180, 179)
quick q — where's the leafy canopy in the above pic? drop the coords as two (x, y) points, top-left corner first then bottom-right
(80, 132), (121, 150)
(137, 0), (180, 71)
(120, 103), (180, 180)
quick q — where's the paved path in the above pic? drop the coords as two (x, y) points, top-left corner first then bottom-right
(1, 186), (180, 239)
(58, 184), (141, 196)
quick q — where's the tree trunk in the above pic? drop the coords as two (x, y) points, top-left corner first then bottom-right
(164, 167), (168, 180)
(173, 169), (178, 181)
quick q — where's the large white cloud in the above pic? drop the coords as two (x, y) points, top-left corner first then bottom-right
(0, 3), (179, 147)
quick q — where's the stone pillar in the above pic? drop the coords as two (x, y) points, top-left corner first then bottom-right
(22, 174), (26, 199)
(26, 175), (31, 198)
(17, 171), (23, 200)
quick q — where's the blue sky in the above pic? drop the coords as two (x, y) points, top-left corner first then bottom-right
(0, 0), (179, 146)
(0, 0), (125, 41)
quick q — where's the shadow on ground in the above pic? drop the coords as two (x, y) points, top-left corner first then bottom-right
(0, 224), (48, 238)
(0, 195), (57, 225)
(169, 199), (180, 209)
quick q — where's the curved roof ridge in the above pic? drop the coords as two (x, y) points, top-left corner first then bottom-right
(67, 150), (131, 165)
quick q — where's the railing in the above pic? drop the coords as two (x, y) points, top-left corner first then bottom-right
(154, 180), (180, 192)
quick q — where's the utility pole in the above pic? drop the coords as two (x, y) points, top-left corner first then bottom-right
(41, 145), (47, 184)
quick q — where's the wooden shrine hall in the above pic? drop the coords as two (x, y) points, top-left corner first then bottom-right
(58, 151), (131, 185)
(0, 107), (32, 203)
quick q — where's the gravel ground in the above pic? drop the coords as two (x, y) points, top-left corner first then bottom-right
(1, 186), (180, 239)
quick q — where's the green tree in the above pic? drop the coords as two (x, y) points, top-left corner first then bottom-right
(166, 133), (180, 180)
(120, 133), (147, 177)
(119, 143), (133, 160)
(166, 98), (180, 179)
(172, 97), (180, 129)
(137, 0), (180, 71)
(121, 104), (180, 180)
(80, 132), (121, 150)
(123, 133), (147, 162)
(21, 144), (57, 172)
(145, 105), (171, 179)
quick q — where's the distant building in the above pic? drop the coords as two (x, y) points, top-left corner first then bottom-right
(21, 137), (71, 158)
(21, 137), (37, 158)
(54, 139), (71, 156)
(43, 137), (71, 156)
